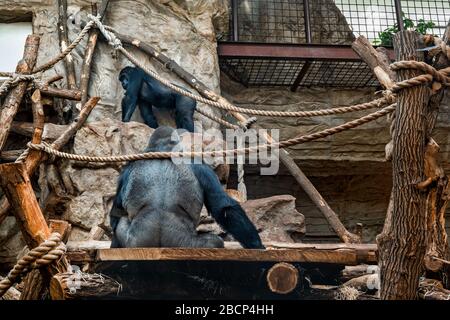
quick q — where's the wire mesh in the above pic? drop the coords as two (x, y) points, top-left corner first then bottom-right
(230, 0), (450, 44)
(220, 58), (378, 88)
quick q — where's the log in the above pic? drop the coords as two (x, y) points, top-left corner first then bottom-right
(0, 163), (70, 274)
(266, 262), (299, 294)
(377, 31), (429, 300)
(0, 164), (50, 247)
(49, 219), (72, 244)
(0, 35), (40, 151)
(0, 276), (21, 300)
(341, 274), (379, 292)
(57, 0), (77, 91)
(100, 32), (359, 243)
(11, 122), (68, 140)
(20, 269), (46, 300)
(0, 97), (100, 225)
(38, 86), (81, 101)
(0, 150), (24, 162)
(340, 265), (379, 282)
(79, 3), (99, 106)
(352, 36), (395, 89)
(79, 1), (109, 106)
(50, 272), (121, 300)
(24, 89), (45, 172)
(418, 278), (450, 300)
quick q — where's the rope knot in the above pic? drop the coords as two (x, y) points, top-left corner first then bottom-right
(88, 14), (122, 50)
(0, 232), (66, 298)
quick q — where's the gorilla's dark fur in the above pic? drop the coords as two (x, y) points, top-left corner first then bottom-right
(119, 66), (196, 132)
(110, 126), (264, 249)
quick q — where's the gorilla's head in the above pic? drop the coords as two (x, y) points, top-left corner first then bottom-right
(146, 126), (180, 152)
(119, 66), (135, 90)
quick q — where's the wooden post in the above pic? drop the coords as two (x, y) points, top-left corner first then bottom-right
(352, 36), (395, 90)
(0, 97), (100, 225)
(98, 33), (359, 243)
(266, 262), (299, 294)
(57, 0), (77, 91)
(0, 35), (40, 151)
(79, 0), (110, 106)
(377, 30), (429, 300)
(50, 272), (121, 300)
(0, 163), (70, 299)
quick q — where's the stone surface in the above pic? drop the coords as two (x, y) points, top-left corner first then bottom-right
(242, 195), (306, 243)
(0, 217), (25, 269)
(62, 119), (152, 238)
(197, 195), (306, 244)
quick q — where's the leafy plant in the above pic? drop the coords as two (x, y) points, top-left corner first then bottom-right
(372, 13), (435, 46)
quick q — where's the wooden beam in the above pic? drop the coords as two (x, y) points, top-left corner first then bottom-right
(96, 247), (359, 265)
(50, 272), (121, 300)
(79, 1), (109, 106)
(0, 150), (24, 162)
(0, 163), (51, 247)
(352, 36), (396, 89)
(0, 97), (100, 225)
(266, 262), (299, 294)
(218, 42), (395, 61)
(0, 277), (20, 300)
(57, 0), (77, 91)
(11, 122), (68, 141)
(0, 35), (40, 151)
(38, 86), (82, 101)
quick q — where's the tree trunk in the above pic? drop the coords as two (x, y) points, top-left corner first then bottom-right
(377, 31), (429, 300)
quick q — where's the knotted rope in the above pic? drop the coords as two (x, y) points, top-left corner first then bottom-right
(0, 74), (36, 97)
(88, 15), (396, 118)
(0, 18), (97, 98)
(27, 104), (395, 163)
(0, 233), (66, 298)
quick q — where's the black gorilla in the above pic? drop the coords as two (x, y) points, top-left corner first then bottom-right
(119, 66), (196, 132)
(110, 126), (264, 249)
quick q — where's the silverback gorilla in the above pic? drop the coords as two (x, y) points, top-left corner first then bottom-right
(109, 126), (264, 249)
(119, 66), (196, 132)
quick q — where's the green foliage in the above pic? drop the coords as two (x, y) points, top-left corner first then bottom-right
(373, 13), (435, 47)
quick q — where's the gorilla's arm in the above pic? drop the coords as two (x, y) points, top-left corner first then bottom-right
(110, 163), (132, 232)
(191, 164), (265, 249)
(121, 69), (144, 122)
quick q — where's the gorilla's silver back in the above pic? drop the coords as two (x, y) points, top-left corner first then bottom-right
(121, 159), (204, 224)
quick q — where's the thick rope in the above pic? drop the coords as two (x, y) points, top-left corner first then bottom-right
(89, 15), (394, 118)
(0, 71), (14, 78)
(391, 61), (450, 86)
(0, 74), (36, 97)
(27, 104), (395, 163)
(32, 19), (96, 74)
(0, 233), (65, 298)
(0, 18), (96, 98)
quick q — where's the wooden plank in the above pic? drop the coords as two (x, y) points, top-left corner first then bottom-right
(66, 241), (377, 265)
(96, 247), (359, 265)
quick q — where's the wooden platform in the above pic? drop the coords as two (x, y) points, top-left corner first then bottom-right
(66, 241), (377, 265)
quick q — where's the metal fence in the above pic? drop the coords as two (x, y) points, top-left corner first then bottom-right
(229, 0), (450, 44)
